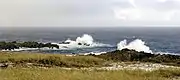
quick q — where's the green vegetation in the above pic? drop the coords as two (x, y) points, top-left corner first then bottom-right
(0, 52), (108, 67)
(96, 49), (180, 66)
(0, 51), (180, 80)
(0, 67), (180, 80)
(0, 41), (59, 50)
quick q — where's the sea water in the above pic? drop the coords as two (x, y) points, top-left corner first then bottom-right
(0, 27), (180, 55)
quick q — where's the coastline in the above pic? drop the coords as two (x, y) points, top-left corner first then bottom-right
(0, 51), (180, 80)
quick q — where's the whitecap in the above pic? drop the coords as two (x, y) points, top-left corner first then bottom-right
(117, 39), (152, 53)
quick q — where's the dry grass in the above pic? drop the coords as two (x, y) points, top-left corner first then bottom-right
(1, 67), (177, 80)
(0, 52), (108, 67)
(0, 52), (180, 80)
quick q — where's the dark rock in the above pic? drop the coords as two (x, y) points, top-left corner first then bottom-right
(96, 49), (180, 66)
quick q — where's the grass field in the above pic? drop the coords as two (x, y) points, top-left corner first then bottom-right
(0, 52), (109, 67)
(0, 67), (180, 80)
(0, 51), (180, 80)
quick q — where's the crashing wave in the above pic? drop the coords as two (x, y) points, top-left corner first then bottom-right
(117, 39), (152, 53)
(1, 34), (112, 51)
(52, 34), (112, 49)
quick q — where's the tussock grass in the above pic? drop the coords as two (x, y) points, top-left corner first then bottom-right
(0, 52), (180, 80)
(1, 67), (180, 80)
(152, 69), (180, 78)
(0, 52), (108, 67)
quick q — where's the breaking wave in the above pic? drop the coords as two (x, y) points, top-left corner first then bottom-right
(2, 34), (179, 55)
(117, 39), (152, 53)
(2, 34), (113, 51)
(52, 34), (112, 49)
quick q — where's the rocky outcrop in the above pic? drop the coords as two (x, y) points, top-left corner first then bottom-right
(96, 49), (180, 66)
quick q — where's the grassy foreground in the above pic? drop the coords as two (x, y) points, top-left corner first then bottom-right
(0, 67), (180, 80)
(0, 51), (180, 80)
(0, 52), (108, 67)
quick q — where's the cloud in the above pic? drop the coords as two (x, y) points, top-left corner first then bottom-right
(157, 0), (167, 2)
(0, 0), (180, 26)
(0, 0), (114, 26)
(113, 0), (180, 21)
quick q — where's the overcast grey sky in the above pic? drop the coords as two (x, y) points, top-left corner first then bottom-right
(0, 0), (180, 27)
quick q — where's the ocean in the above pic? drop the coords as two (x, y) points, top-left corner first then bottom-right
(0, 27), (180, 54)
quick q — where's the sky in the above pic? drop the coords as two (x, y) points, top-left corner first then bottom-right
(0, 0), (180, 27)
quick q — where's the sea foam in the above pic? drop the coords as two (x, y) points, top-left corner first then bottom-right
(117, 39), (152, 53)
(52, 34), (112, 49)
